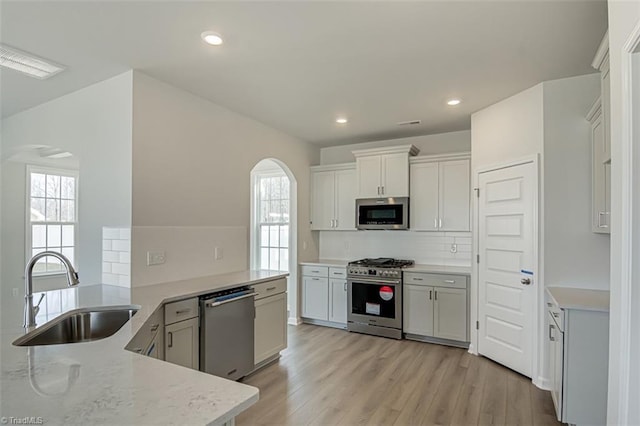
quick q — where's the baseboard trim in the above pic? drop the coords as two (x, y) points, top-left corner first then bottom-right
(287, 317), (302, 326)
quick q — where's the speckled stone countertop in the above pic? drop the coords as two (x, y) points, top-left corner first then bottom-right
(298, 259), (349, 268)
(0, 270), (288, 425)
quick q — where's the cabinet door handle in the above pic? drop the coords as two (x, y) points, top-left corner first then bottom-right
(434, 218), (438, 229)
(429, 290), (432, 300)
(344, 282), (347, 292)
(381, 186), (384, 195)
(377, 186), (381, 195)
(598, 212), (609, 228)
(434, 290), (438, 301)
(334, 219), (338, 228)
(439, 218), (442, 229)
(167, 331), (173, 348)
(444, 280), (455, 284)
(549, 324), (555, 341)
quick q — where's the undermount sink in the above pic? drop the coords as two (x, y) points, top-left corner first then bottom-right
(13, 305), (140, 347)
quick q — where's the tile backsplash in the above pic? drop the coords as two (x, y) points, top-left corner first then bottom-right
(102, 227), (131, 287)
(319, 230), (472, 266)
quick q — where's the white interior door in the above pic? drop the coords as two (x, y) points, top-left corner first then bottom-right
(478, 161), (536, 377)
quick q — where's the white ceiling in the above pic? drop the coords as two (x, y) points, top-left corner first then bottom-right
(0, 1), (607, 146)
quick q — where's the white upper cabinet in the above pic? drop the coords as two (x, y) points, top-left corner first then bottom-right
(410, 155), (471, 231)
(310, 164), (356, 231)
(353, 145), (419, 198)
(590, 31), (611, 234)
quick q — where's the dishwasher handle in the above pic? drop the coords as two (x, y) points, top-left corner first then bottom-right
(204, 292), (255, 308)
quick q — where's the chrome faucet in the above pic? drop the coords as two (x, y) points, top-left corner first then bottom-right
(24, 251), (79, 329)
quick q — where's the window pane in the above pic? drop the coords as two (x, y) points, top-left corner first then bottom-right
(269, 200), (280, 223)
(46, 174), (61, 198)
(31, 173), (46, 197)
(269, 226), (279, 248)
(62, 225), (74, 246)
(47, 225), (62, 247)
(32, 248), (46, 273)
(280, 226), (289, 248)
(281, 200), (290, 219)
(31, 198), (46, 221)
(46, 199), (60, 221)
(269, 248), (279, 271)
(260, 178), (269, 201)
(46, 255), (63, 273)
(260, 202), (269, 223)
(61, 176), (75, 199)
(260, 248), (269, 270)
(280, 177), (289, 198)
(279, 248), (289, 271)
(61, 247), (74, 266)
(32, 225), (46, 248)
(260, 226), (269, 247)
(60, 200), (75, 222)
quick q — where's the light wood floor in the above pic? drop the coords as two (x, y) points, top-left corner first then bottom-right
(237, 324), (560, 426)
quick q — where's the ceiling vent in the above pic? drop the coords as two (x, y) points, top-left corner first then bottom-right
(397, 120), (421, 126)
(0, 44), (65, 80)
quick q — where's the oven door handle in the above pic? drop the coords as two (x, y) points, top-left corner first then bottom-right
(347, 277), (401, 285)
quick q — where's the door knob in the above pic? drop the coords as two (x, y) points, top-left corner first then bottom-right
(521, 278), (531, 285)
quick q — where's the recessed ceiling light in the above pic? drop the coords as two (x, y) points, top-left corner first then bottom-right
(336, 117), (348, 124)
(447, 99), (461, 106)
(0, 44), (65, 80)
(201, 31), (223, 46)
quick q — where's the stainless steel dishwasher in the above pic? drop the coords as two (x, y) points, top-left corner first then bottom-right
(199, 286), (255, 381)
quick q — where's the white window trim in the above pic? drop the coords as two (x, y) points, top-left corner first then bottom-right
(25, 165), (79, 277)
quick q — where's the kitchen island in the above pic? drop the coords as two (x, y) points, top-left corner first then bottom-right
(0, 270), (287, 425)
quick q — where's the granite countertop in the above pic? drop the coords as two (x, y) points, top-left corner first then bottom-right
(546, 286), (610, 312)
(406, 264), (472, 275)
(0, 270), (288, 425)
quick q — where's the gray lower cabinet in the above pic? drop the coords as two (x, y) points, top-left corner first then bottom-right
(547, 297), (609, 424)
(164, 298), (199, 370)
(403, 272), (468, 346)
(252, 278), (288, 366)
(125, 307), (164, 359)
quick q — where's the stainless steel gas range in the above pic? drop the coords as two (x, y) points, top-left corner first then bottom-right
(347, 258), (414, 339)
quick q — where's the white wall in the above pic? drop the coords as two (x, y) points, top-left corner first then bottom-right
(130, 72), (320, 321)
(607, 1), (640, 424)
(542, 74), (609, 289)
(0, 72), (133, 327)
(471, 84), (544, 171)
(319, 130), (470, 165)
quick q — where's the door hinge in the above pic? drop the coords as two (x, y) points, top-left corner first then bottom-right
(476, 321), (480, 330)
(476, 254), (480, 264)
(474, 187), (480, 198)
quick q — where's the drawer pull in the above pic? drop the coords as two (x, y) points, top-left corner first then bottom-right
(552, 312), (560, 318)
(150, 324), (159, 332)
(175, 309), (191, 315)
(311, 270), (320, 273)
(549, 324), (555, 341)
(266, 286), (277, 291)
(547, 302), (553, 307)
(312, 278), (320, 281)
(444, 280), (456, 284)
(413, 277), (423, 281)
(333, 272), (343, 275)
(167, 331), (173, 348)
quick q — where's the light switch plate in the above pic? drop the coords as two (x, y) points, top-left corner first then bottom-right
(147, 251), (166, 266)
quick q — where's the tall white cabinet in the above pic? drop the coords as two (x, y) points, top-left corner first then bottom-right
(352, 145), (419, 198)
(310, 164), (356, 231)
(410, 155), (471, 231)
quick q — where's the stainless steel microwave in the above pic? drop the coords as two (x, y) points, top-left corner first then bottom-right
(356, 197), (409, 230)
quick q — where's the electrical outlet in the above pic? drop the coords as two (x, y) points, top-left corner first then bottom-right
(147, 251), (166, 266)
(12, 288), (19, 297)
(450, 243), (458, 254)
(214, 247), (223, 260)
